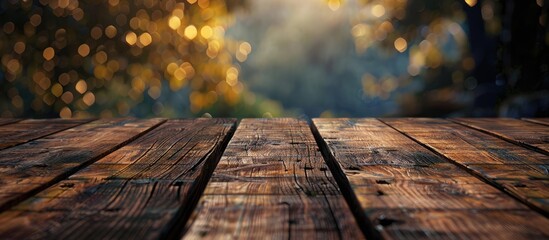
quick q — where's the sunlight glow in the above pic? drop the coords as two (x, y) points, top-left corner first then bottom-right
(138, 32), (153, 47)
(465, 0), (477, 7)
(327, 0), (340, 11)
(184, 25), (198, 39)
(78, 44), (90, 57)
(42, 47), (55, 61)
(168, 16), (181, 30)
(371, 4), (386, 18)
(125, 32), (137, 45)
(394, 37), (408, 52)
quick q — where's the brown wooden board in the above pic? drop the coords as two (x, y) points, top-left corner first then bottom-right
(0, 118), (164, 212)
(312, 118), (549, 239)
(0, 118), (92, 150)
(523, 118), (549, 126)
(453, 118), (549, 155)
(183, 118), (364, 239)
(381, 118), (549, 215)
(0, 119), (22, 126)
(0, 119), (236, 240)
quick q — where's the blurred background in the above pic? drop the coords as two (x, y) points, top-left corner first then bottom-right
(0, 0), (547, 118)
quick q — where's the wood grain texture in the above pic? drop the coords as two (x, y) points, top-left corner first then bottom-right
(0, 119), (22, 126)
(0, 118), (92, 150)
(382, 118), (549, 215)
(184, 118), (364, 240)
(523, 118), (549, 126)
(0, 118), (164, 212)
(312, 118), (549, 240)
(453, 118), (549, 155)
(0, 119), (236, 240)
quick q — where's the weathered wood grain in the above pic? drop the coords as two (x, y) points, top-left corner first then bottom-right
(453, 118), (549, 155)
(382, 118), (549, 215)
(0, 119), (236, 240)
(0, 118), (92, 150)
(0, 118), (164, 212)
(312, 118), (549, 239)
(523, 118), (549, 126)
(184, 118), (364, 239)
(0, 118), (22, 126)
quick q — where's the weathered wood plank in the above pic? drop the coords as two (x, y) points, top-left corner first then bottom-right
(523, 118), (549, 126)
(0, 119), (92, 150)
(0, 119), (22, 126)
(312, 118), (549, 239)
(453, 118), (549, 155)
(382, 118), (549, 215)
(0, 119), (236, 240)
(0, 118), (164, 212)
(184, 118), (364, 239)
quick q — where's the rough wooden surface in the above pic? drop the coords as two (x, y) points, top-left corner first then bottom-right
(0, 119), (22, 126)
(0, 119), (236, 240)
(454, 118), (549, 155)
(312, 118), (549, 239)
(0, 118), (547, 240)
(523, 118), (549, 126)
(382, 118), (549, 215)
(0, 119), (92, 150)
(0, 118), (164, 212)
(184, 118), (364, 239)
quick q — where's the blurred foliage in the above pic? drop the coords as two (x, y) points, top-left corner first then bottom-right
(349, 0), (501, 116)
(0, 0), (283, 118)
(496, 0), (549, 116)
(331, 0), (547, 117)
(228, 0), (481, 117)
(1, 0), (547, 118)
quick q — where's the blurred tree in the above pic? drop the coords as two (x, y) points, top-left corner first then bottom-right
(353, 0), (548, 117)
(498, 0), (549, 117)
(0, 0), (280, 118)
(352, 0), (478, 116)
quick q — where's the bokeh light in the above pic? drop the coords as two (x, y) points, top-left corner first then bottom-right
(1, 0), (546, 118)
(0, 0), (268, 118)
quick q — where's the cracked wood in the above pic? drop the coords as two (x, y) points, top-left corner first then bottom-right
(0, 119), (236, 240)
(312, 118), (549, 239)
(183, 118), (364, 239)
(382, 118), (549, 215)
(0, 118), (92, 150)
(453, 118), (549, 155)
(0, 118), (164, 212)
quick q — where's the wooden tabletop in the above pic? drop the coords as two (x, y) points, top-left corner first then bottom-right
(0, 118), (547, 239)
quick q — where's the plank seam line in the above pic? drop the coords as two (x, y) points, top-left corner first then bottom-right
(309, 120), (384, 240)
(0, 118), (96, 152)
(521, 118), (549, 127)
(0, 118), (24, 127)
(377, 118), (549, 218)
(0, 119), (168, 213)
(449, 119), (549, 156)
(297, 121), (345, 239)
(161, 120), (238, 240)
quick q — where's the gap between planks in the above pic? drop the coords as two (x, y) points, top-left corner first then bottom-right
(451, 118), (549, 156)
(0, 118), (166, 213)
(0, 118), (547, 240)
(0, 118), (95, 150)
(0, 119), (24, 127)
(0, 119), (237, 240)
(161, 120), (237, 240)
(379, 118), (549, 218)
(182, 118), (364, 239)
(522, 118), (549, 127)
(312, 118), (549, 239)
(310, 121), (382, 240)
